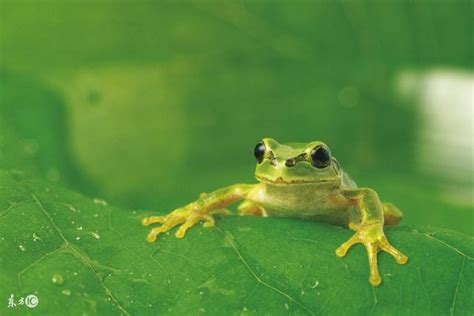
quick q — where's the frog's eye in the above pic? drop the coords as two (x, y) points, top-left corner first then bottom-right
(254, 142), (266, 163)
(310, 146), (330, 168)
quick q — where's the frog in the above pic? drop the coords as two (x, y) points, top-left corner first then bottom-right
(142, 138), (408, 286)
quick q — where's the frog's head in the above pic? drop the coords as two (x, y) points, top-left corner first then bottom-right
(254, 138), (341, 185)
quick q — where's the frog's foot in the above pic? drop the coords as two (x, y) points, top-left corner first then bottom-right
(335, 223), (408, 286)
(142, 206), (225, 242)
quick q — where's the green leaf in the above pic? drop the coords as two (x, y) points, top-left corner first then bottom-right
(1, 170), (472, 315)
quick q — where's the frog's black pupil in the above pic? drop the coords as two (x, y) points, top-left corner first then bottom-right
(254, 142), (266, 163)
(311, 146), (330, 168)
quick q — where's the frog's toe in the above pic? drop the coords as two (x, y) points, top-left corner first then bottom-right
(175, 220), (197, 238)
(369, 274), (382, 286)
(379, 238), (408, 264)
(145, 215), (185, 242)
(142, 215), (167, 226)
(396, 254), (408, 264)
(365, 242), (382, 286)
(175, 213), (216, 237)
(336, 234), (360, 257)
(202, 215), (216, 228)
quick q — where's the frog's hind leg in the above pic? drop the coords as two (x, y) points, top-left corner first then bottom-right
(237, 200), (268, 217)
(383, 203), (403, 226)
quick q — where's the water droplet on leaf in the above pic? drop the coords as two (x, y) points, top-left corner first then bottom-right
(52, 274), (64, 285)
(93, 198), (108, 206)
(32, 233), (41, 241)
(62, 289), (71, 296)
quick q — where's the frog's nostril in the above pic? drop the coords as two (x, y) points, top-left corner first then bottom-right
(285, 159), (296, 167)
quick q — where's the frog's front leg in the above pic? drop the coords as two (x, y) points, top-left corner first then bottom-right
(142, 184), (255, 242)
(336, 189), (408, 286)
(237, 200), (268, 217)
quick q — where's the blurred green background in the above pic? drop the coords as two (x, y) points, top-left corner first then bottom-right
(0, 0), (472, 234)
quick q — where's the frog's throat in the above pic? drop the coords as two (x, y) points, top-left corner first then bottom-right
(255, 175), (334, 185)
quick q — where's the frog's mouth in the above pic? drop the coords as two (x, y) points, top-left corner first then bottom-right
(255, 175), (332, 185)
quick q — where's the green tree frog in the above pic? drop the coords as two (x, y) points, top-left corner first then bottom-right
(143, 138), (408, 286)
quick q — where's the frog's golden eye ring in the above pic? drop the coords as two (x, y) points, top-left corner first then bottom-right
(254, 142), (266, 163)
(310, 146), (331, 168)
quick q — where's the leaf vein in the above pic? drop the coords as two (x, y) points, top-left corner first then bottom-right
(30, 193), (130, 316)
(417, 268), (431, 311)
(0, 199), (34, 217)
(424, 233), (473, 260)
(216, 227), (315, 316)
(450, 257), (466, 316)
(17, 245), (68, 289)
(370, 286), (378, 316)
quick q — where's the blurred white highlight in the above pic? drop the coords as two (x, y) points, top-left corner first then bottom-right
(396, 69), (473, 186)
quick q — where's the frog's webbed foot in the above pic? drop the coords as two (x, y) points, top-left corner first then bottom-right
(142, 205), (228, 242)
(335, 222), (408, 286)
